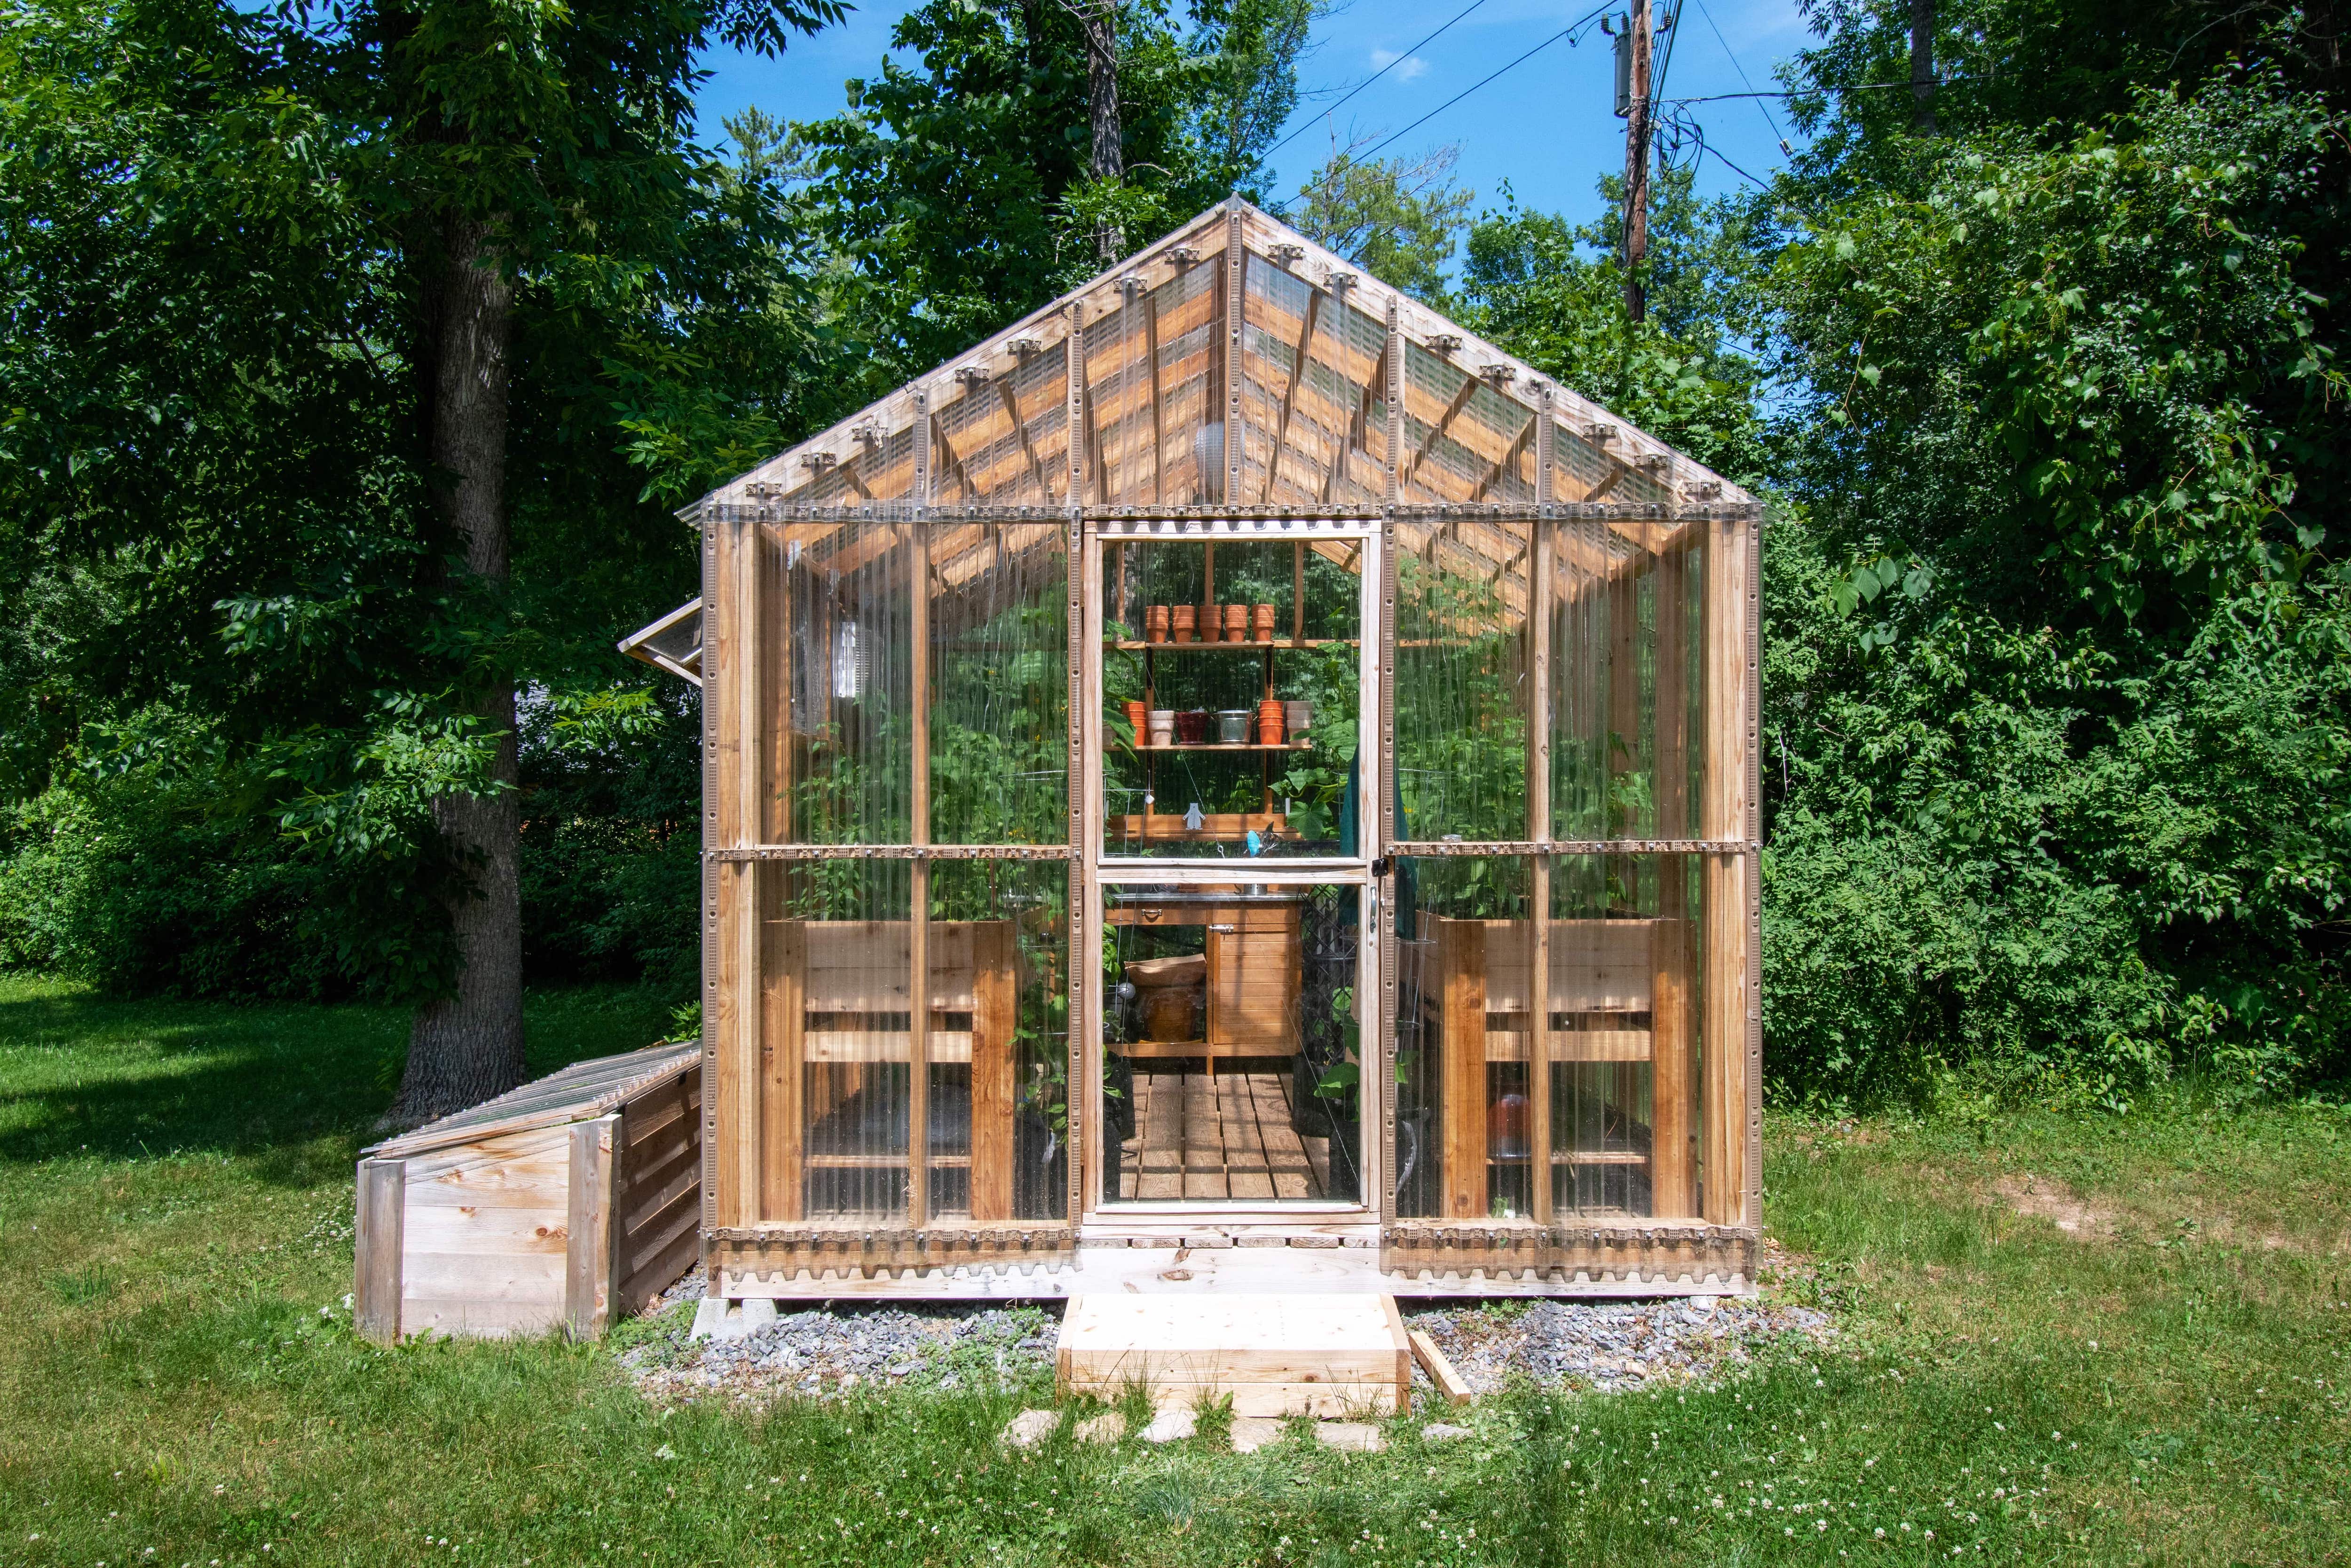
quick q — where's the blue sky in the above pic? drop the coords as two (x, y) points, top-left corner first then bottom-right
(693, 0), (1818, 243)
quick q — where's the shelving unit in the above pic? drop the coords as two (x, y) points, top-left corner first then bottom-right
(1108, 539), (1356, 851)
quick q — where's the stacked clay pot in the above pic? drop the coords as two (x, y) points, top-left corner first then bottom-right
(1170, 604), (1196, 643)
(1144, 605), (1169, 644)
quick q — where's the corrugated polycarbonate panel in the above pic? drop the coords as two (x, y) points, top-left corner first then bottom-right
(1152, 261), (1222, 504)
(1548, 516), (1706, 843)
(776, 859), (916, 1221)
(927, 858), (1070, 1222)
(777, 520), (915, 845)
(1083, 294), (1151, 506)
(1392, 515), (1532, 843)
(1396, 345), (1546, 507)
(1547, 852), (1703, 1221)
(787, 424), (918, 505)
(931, 351), (1069, 507)
(1392, 854), (1533, 1221)
(1552, 420), (1676, 506)
(929, 521), (1069, 844)
(1238, 256), (1383, 508)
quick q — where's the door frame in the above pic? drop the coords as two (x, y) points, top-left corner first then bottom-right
(1078, 516), (1386, 1224)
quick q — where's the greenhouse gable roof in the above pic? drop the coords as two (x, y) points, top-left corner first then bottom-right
(691, 199), (1753, 518)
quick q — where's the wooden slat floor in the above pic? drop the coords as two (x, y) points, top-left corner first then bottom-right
(1117, 1068), (1334, 1201)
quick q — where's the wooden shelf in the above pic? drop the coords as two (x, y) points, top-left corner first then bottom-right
(1129, 741), (1312, 753)
(1112, 638), (1358, 651)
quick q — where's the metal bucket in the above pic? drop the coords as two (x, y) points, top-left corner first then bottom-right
(1214, 709), (1252, 744)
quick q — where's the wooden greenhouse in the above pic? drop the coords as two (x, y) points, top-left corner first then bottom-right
(623, 199), (1761, 1301)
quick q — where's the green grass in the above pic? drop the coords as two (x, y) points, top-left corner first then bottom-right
(0, 973), (2344, 1566)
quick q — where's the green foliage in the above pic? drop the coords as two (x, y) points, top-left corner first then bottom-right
(1454, 172), (1768, 485)
(1757, 74), (2351, 1105)
(1287, 142), (1475, 303)
(786, 0), (1313, 414)
(0, 0), (833, 1004)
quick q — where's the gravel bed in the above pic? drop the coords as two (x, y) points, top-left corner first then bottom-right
(615, 1268), (1061, 1404)
(1404, 1292), (1835, 1395)
(616, 1265), (1832, 1405)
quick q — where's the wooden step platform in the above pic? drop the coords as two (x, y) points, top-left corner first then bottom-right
(1057, 1292), (1410, 1418)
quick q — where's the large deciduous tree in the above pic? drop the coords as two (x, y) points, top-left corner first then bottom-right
(0, 0), (840, 1124)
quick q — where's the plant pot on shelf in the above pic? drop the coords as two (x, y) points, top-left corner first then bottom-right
(1170, 605), (1196, 643)
(1223, 604), (1249, 642)
(1214, 709), (1253, 744)
(1252, 604), (1276, 640)
(1145, 605), (1169, 644)
(1257, 699), (1285, 746)
(1123, 701), (1148, 742)
(1283, 700), (1311, 740)
(1146, 710), (1175, 748)
(1198, 603), (1220, 643)
(1175, 709), (1210, 745)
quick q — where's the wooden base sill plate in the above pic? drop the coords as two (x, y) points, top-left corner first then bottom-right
(1056, 1292), (1410, 1418)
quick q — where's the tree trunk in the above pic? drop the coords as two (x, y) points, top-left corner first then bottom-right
(1083, 5), (1123, 259)
(1910, 0), (1936, 134)
(393, 212), (525, 1127)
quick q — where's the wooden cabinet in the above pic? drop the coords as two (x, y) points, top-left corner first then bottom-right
(1110, 898), (1301, 1062)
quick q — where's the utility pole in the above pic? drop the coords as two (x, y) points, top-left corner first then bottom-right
(1909, 0), (1936, 134)
(1619, 0), (1653, 323)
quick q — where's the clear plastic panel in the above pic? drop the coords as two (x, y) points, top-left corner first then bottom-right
(1152, 262), (1223, 504)
(928, 859), (1071, 1222)
(1549, 516), (1706, 842)
(1083, 293), (1152, 507)
(777, 520), (914, 844)
(1392, 854), (1533, 1220)
(932, 349), (1070, 507)
(1239, 260), (1388, 508)
(1101, 880), (1362, 1204)
(1553, 418), (1678, 506)
(1102, 538), (1363, 859)
(1392, 517), (1533, 842)
(930, 520), (1068, 844)
(1547, 853), (1704, 1220)
(786, 424), (916, 504)
(772, 859), (915, 1221)
(1400, 357), (1541, 506)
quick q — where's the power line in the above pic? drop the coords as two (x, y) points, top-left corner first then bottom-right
(1688, 0), (1788, 150)
(1357, 3), (1614, 163)
(1259, 0), (1499, 164)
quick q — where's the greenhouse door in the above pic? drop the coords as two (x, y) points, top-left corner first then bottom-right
(1079, 519), (1384, 1220)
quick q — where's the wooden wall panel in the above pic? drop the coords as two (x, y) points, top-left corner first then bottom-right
(1438, 918), (1487, 1220)
(969, 921), (1018, 1221)
(1701, 515), (1750, 1227)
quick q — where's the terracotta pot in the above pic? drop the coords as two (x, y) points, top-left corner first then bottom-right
(1259, 717), (1286, 746)
(1283, 700), (1311, 738)
(1124, 701), (1147, 741)
(1170, 605), (1196, 644)
(1252, 604), (1277, 639)
(1198, 603), (1220, 643)
(1224, 604), (1249, 641)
